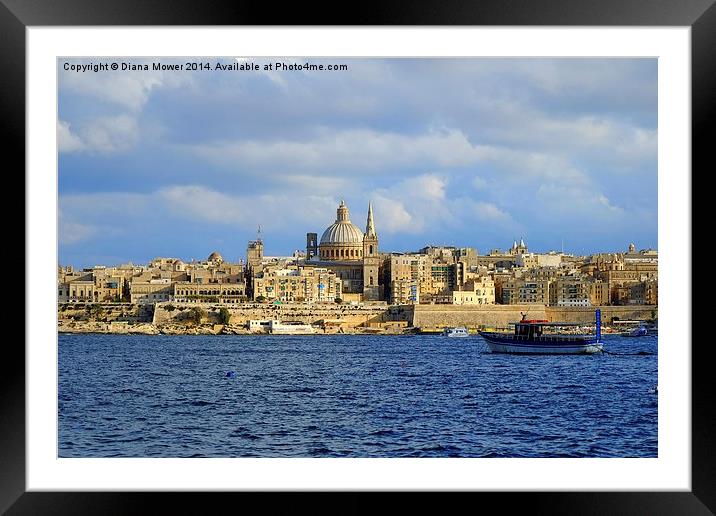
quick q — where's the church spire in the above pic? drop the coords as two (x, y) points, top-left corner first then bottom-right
(366, 201), (377, 238)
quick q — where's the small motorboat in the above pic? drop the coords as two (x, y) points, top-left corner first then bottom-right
(443, 327), (469, 337)
(620, 326), (648, 337)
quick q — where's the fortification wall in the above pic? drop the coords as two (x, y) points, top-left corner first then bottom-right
(58, 303), (153, 323)
(152, 302), (388, 328)
(545, 305), (657, 324)
(401, 304), (656, 329)
(408, 304), (548, 329)
(58, 301), (657, 332)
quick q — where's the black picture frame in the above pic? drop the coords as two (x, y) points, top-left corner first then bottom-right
(6, 0), (708, 513)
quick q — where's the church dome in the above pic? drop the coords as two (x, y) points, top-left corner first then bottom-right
(320, 201), (364, 245)
(207, 251), (223, 262)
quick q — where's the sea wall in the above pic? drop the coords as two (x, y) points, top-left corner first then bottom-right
(152, 302), (388, 329)
(58, 302), (656, 334)
(400, 304), (657, 330)
(405, 304), (548, 330)
(545, 305), (657, 324)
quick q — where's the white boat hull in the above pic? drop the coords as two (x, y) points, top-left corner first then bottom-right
(443, 327), (469, 337)
(484, 340), (603, 354)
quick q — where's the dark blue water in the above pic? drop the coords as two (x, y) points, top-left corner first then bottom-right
(58, 334), (657, 458)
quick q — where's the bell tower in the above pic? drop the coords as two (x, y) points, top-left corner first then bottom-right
(362, 202), (382, 301)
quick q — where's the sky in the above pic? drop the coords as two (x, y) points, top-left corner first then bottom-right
(58, 57), (657, 268)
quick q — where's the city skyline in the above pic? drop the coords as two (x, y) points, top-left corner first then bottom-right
(58, 218), (654, 270)
(59, 57), (657, 269)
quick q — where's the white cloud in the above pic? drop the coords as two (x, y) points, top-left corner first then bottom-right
(158, 186), (251, 225)
(58, 115), (140, 154)
(59, 219), (96, 245)
(598, 194), (623, 213)
(189, 128), (492, 174)
(536, 184), (625, 219)
(61, 61), (191, 111)
(57, 120), (85, 152)
(157, 185), (338, 231)
(409, 174), (446, 201)
(478, 148), (590, 186)
(477, 105), (657, 170)
(189, 125), (600, 190)
(58, 209), (96, 245)
(369, 173), (515, 236)
(82, 115), (139, 153)
(472, 201), (511, 221)
(372, 195), (419, 234)
(59, 187), (345, 257)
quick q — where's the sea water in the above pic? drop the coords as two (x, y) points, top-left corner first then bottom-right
(58, 333), (657, 457)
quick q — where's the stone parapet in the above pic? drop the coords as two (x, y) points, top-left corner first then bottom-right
(397, 303), (657, 329)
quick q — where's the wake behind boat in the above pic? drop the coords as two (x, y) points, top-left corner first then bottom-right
(478, 309), (604, 354)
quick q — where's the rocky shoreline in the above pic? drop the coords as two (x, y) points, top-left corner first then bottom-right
(57, 321), (407, 336)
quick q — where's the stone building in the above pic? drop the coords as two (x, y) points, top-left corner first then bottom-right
(516, 252), (562, 269)
(173, 281), (247, 304)
(129, 277), (174, 304)
(508, 237), (528, 256)
(589, 279), (610, 306)
(501, 279), (523, 304)
(386, 253), (428, 304)
(517, 279), (551, 304)
(252, 265), (342, 303)
(58, 266), (125, 303)
(550, 275), (592, 307)
(298, 200), (385, 302)
(247, 239), (264, 272)
(452, 277), (495, 305)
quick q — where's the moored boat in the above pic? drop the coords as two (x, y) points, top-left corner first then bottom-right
(620, 325), (648, 337)
(478, 310), (604, 354)
(248, 319), (316, 334)
(442, 327), (469, 337)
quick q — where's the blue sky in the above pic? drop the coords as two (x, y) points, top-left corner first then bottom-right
(58, 57), (657, 268)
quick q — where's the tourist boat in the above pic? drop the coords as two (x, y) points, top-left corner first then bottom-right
(478, 310), (604, 354)
(443, 327), (469, 337)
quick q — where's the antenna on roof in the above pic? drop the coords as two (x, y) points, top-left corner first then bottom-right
(257, 224), (263, 243)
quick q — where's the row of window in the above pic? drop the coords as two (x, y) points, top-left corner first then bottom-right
(321, 248), (365, 259)
(175, 290), (243, 296)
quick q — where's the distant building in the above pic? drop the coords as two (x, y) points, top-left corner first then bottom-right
(130, 277), (173, 304)
(517, 279), (551, 304)
(452, 277), (495, 305)
(508, 237), (528, 256)
(550, 276), (591, 307)
(173, 282), (247, 304)
(386, 253), (428, 305)
(252, 265), (342, 303)
(296, 199), (384, 302)
(516, 252), (562, 269)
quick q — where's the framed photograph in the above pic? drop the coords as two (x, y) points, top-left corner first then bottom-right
(9, 0), (709, 513)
